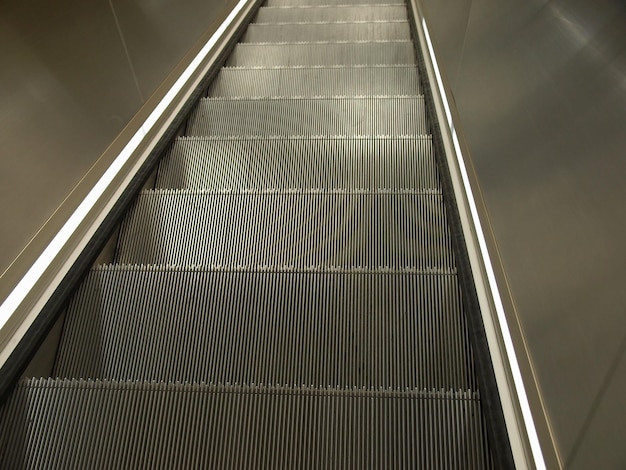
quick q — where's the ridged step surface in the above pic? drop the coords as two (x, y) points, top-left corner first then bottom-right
(226, 42), (415, 66)
(0, 0), (501, 467)
(242, 21), (410, 42)
(0, 380), (493, 469)
(55, 267), (476, 389)
(115, 191), (454, 268)
(256, 5), (407, 23)
(156, 136), (437, 190)
(267, 0), (400, 6)
(187, 97), (427, 136)
(208, 66), (420, 97)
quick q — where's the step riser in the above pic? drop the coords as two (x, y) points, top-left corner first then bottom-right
(208, 67), (421, 97)
(115, 193), (455, 268)
(255, 6), (408, 23)
(55, 270), (476, 390)
(157, 137), (438, 190)
(242, 22), (411, 43)
(187, 97), (427, 136)
(1, 380), (493, 469)
(227, 43), (416, 67)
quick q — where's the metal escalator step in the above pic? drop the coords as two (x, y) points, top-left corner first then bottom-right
(156, 136), (437, 190)
(54, 267), (477, 390)
(208, 66), (420, 97)
(242, 21), (410, 42)
(226, 42), (415, 66)
(115, 191), (454, 268)
(255, 5), (408, 23)
(0, 0), (500, 465)
(267, 0), (402, 6)
(0, 380), (494, 469)
(187, 97), (426, 136)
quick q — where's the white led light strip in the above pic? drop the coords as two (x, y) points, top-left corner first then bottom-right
(0, 0), (250, 333)
(420, 16), (546, 470)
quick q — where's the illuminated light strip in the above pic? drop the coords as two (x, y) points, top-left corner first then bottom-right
(0, 0), (250, 332)
(420, 17), (546, 470)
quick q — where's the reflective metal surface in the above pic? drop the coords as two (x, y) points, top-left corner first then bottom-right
(421, 0), (626, 467)
(0, 0), (140, 276)
(109, 0), (239, 97)
(1, 4), (499, 467)
(0, 0), (236, 279)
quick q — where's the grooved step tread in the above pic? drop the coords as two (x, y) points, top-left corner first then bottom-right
(0, 379), (493, 469)
(256, 5), (408, 23)
(156, 136), (438, 190)
(0, 0), (500, 467)
(267, 0), (404, 6)
(208, 66), (420, 97)
(55, 268), (476, 389)
(226, 42), (415, 66)
(242, 21), (410, 42)
(115, 191), (455, 268)
(187, 97), (427, 136)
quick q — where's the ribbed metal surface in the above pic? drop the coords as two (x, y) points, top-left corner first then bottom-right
(55, 267), (477, 390)
(255, 5), (408, 23)
(0, 3), (499, 467)
(268, 0), (399, 6)
(156, 136), (437, 190)
(0, 379), (493, 470)
(187, 97), (427, 136)
(242, 21), (410, 42)
(208, 66), (420, 97)
(227, 42), (415, 66)
(115, 191), (454, 268)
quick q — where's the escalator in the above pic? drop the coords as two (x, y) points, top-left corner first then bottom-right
(0, 0), (508, 467)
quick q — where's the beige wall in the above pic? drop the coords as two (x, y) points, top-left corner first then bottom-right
(421, 0), (626, 467)
(0, 0), (236, 277)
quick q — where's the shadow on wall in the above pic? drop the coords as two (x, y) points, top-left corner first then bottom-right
(421, 0), (626, 468)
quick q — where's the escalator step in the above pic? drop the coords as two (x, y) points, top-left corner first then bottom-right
(255, 5), (408, 23)
(54, 267), (476, 390)
(242, 21), (410, 42)
(0, 379), (493, 469)
(156, 136), (437, 190)
(0, 0), (502, 465)
(187, 97), (427, 136)
(208, 66), (420, 97)
(115, 191), (454, 268)
(267, 0), (401, 6)
(226, 42), (415, 66)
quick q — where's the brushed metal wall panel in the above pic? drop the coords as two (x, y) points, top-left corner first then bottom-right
(110, 0), (237, 98)
(421, 0), (626, 466)
(419, 0), (472, 88)
(567, 345), (626, 470)
(0, 0), (142, 275)
(0, 0), (237, 278)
